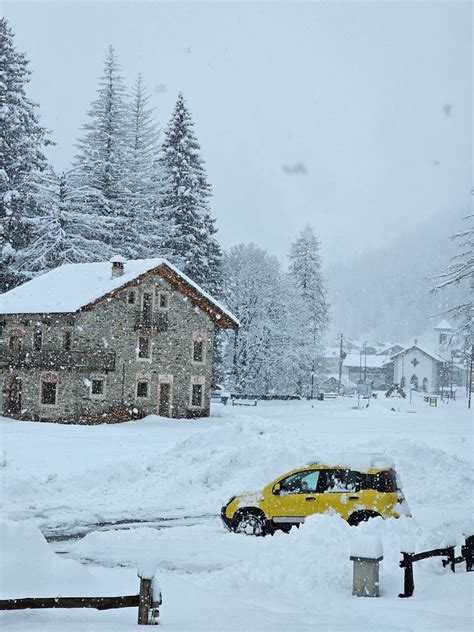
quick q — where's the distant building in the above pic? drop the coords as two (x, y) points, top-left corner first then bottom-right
(0, 258), (238, 422)
(390, 320), (466, 394)
(341, 353), (391, 390)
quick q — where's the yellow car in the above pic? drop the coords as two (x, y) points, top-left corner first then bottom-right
(221, 454), (411, 535)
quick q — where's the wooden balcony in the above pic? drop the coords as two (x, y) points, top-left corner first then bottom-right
(134, 311), (169, 332)
(0, 350), (116, 372)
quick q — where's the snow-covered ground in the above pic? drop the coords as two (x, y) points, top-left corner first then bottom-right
(1, 394), (473, 630)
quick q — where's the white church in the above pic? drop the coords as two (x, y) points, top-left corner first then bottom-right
(391, 320), (466, 394)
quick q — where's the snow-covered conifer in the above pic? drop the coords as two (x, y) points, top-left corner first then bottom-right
(14, 169), (113, 275)
(124, 74), (166, 258)
(0, 17), (51, 290)
(72, 46), (130, 258)
(159, 93), (221, 293)
(288, 225), (330, 395)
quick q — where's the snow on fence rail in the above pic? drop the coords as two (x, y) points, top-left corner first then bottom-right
(0, 569), (162, 626)
(399, 535), (473, 598)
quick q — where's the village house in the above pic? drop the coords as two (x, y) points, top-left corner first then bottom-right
(0, 257), (238, 422)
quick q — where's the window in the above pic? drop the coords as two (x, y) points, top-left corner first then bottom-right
(278, 470), (320, 494)
(191, 383), (203, 407)
(192, 332), (206, 364)
(91, 378), (104, 397)
(142, 292), (153, 324)
(63, 330), (72, 351)
(136, 379), (149, 398)
(138, 336), (150, 359)
(9, 330), (23, 352)
(33, 329), (43, 352)
(158, 292), (169, 310)
(439, 333), (447, 344)
(127, 291), (136, 305)
(367, 470), (399, 493)
(41, 373), (58, 405)
(319, 470), (363, 493)
(193, 340), (204, 363)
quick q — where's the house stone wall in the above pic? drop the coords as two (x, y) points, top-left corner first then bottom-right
(0, 271), (216, 422)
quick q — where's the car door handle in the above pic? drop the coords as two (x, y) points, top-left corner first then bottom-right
(305, 497), (316, 501)
(349, 495), (359, 500)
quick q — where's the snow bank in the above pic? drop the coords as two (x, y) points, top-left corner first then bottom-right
(0, 519), (101, 599)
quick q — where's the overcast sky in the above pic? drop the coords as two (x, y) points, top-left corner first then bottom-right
(4, 1), (472, 265)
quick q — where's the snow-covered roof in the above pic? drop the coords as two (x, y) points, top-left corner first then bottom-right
(377, 343), (405, 356)
(433, 319), (452, 331)
(0, 258), (239, 328)
(390, 344), (448, 363)
(343, 354), (388, 369)
(321, 374), (352, 387)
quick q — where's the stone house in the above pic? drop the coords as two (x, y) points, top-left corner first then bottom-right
(0, 257), (238, 422)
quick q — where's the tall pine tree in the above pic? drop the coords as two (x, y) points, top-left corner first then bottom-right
(289, 225), (329, 395)
(159, 93), (221, 293)
(72, 46), (131, 259)
(0, 17), (51, 290)
(124, 74), (166, 258)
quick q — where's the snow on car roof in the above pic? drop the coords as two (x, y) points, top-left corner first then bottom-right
(0, 257), (239, 326)
(307, 453), (395, 472)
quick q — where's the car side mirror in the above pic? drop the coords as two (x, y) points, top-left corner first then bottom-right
(273, 483), (281, 495)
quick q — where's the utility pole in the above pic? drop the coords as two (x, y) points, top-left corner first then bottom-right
(364, 341), (368, 395)
(468, 344), (473, 410)
(338, 333), (345, 395)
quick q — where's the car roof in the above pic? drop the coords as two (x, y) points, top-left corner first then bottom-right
(305, 453), (395, 474)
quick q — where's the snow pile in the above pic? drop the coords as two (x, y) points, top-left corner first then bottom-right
(0, 519), (98, 599)
(350, 534), (383, 559)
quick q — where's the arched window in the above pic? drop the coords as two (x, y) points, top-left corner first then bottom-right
(422, 377), (428, 392)
(400, 376), (406, 389)
(410, 374), (419, 390)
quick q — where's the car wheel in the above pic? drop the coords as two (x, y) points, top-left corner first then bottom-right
(234, 510), (266, 536)
(348, 511), (381, 527)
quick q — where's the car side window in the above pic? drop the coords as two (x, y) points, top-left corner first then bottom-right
(319, 469), (362, 493)
(279, 470), (320, 494)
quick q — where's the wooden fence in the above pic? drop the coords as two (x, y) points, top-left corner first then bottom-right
(0, 571), (161, 625)
(399, 535), (473, 598)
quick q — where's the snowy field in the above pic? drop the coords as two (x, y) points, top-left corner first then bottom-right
(1, 394), (473, 631)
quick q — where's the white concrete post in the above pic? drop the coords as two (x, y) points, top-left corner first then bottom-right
(350, 536), (383, 597)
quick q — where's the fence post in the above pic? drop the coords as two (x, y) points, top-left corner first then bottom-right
(137, 575), (152, 625)
(462, 535), (474, 572)
(447, 546), (456, 573)
(399, 552), (414, 598)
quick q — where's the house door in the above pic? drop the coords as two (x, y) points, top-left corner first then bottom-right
(158, 383), (171, 417)
(4, 376), (22, 414)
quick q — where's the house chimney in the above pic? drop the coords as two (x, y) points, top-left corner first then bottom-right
(110, 255), (126, 278)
